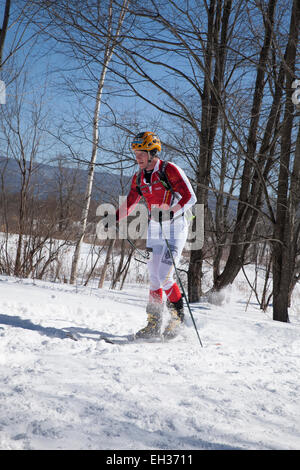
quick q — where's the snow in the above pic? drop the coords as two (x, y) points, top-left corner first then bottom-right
(0, 271), (300, 450)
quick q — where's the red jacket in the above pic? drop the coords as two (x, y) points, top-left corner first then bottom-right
(116, 159), (196, 221)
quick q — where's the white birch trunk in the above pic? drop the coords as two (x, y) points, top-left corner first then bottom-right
(70, 0), (128, 284)
(70, 66), (107, 284)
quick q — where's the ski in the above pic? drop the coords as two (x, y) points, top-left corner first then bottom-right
(99, 334), (162, 344)
(63, 329), (186, 344)
(64, 331), (79, 341)
(99, 331), (183, 345)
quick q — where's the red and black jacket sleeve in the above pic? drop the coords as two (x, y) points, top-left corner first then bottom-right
(116, 173), (141, 222)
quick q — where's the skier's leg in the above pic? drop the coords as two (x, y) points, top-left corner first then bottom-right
(158, 227), (188, 337)
(159, 231), (187, 296)
(135, 243), (164, 338)
(149, 288), (163, 303)
(147, 243), (164, 303)
(164, 282), (182, 303)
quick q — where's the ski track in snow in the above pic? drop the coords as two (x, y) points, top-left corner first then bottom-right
(0, 274), (299, 450)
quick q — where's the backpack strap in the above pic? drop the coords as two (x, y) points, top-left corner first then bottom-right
(157, 160), (174, 194)
(135, 170), (143, 196)
(135, 160), (174, 195)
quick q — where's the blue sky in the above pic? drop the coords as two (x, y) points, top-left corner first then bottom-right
(1, 0), (298, 187)
(0, 2), (160, 176)
(0, 1), (208, 173)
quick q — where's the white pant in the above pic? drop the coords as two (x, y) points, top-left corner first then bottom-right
(146, 217), (189, 292)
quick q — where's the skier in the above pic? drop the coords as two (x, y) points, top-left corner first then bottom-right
(116, 131), (197, 339)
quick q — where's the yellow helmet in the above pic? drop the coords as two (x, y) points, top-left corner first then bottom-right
(131, 131), (161, 153)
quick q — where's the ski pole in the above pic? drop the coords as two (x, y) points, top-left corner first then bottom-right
(125, 237), (150, 260)
(114, 222), (150, 260)
(159, 220), (203, 348)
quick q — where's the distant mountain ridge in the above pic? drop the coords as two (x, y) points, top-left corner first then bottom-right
(0, 157), (131, 202)
(0, 156), (235, 213)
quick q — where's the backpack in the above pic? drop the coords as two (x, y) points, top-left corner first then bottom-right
(135, 160), (174, 196)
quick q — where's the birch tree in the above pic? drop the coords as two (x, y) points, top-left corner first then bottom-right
(70, 2), (129, 284)
(35, 0), (130, 284)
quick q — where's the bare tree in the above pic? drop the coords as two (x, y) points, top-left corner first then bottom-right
(106, 0), (244, 300)
(0, 0), (43, 75)
(121, 0), (298, 308)
(272, 0), (300, 322)
(0, 0), (11, 69)
(0, 73), (47, 275)
(98, 238), (115, 288)
(70, 1), (129, 283)
(32, 0), (130, 284)
(0, 71), (75, 279)
(212, 0), (279, 293)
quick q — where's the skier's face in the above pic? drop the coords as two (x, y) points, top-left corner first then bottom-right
(134, 150), (150, 169)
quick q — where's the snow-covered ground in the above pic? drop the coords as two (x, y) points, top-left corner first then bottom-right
(0, 271), (299, 450)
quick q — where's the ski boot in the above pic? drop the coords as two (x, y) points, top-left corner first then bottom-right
(135, 302), (163, 339)
(163, 297), (185, 339)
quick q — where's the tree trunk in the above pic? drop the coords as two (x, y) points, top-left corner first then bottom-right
(0, 0), (11, 69)
(70, 0), (129, 284)
(98, 239), (115, 289)
(70, 66), (107, 284)
(188, 0), (232, 301)
(111, 239), (126, 289)
(214, 0), (277, 291)
(272, 0), (300, 322)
